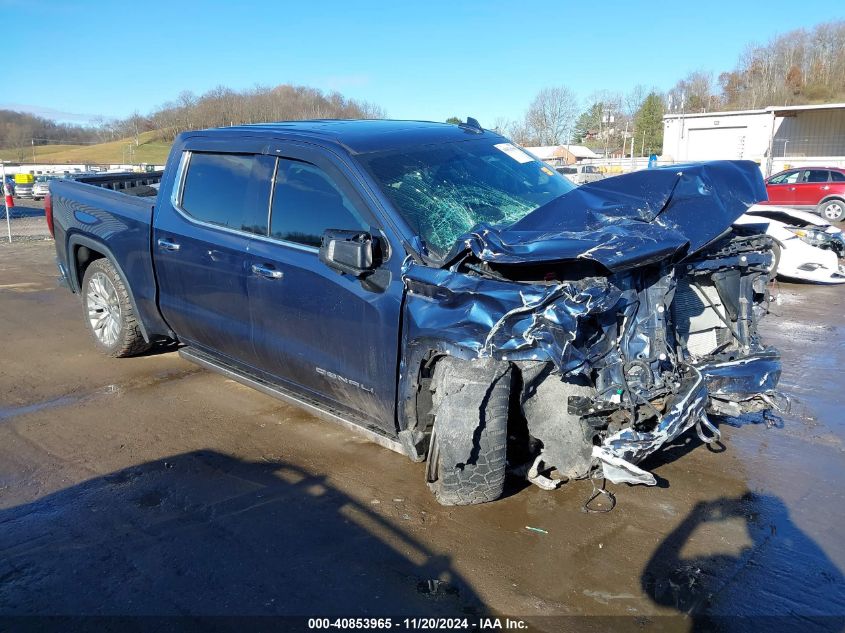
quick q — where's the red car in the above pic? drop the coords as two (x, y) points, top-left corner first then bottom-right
(762, 167), (845, 222)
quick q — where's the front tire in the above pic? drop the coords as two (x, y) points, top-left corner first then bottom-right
(426, 358), (511, 506)
(769, 241), (782, 276)
(818, 199), (845, 223)
(81, 258), (150, 357)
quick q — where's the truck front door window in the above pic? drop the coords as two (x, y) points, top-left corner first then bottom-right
(269, 159), (368, 247)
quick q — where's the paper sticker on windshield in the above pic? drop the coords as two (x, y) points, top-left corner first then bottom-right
(494, 143), (533, 164)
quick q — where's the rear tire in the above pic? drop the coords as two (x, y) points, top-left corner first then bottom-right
(81, 258), (151, 357)
(817, 198), (845, 223)
(426, 357), (511, 506)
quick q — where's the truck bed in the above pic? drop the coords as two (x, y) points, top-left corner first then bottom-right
(50, 176), (171, 342)
(74, 171), (163, 197)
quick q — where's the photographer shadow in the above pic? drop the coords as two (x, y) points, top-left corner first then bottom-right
(0, 450), (484, 623)
(641, 493), (845, 632)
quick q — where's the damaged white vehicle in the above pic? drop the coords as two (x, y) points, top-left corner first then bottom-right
(735, 205), (845, 284)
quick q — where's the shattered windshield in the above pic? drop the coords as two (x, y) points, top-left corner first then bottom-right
(358, 137), (575, 258)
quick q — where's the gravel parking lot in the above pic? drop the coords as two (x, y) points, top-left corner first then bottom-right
(0, 237), (843, 629)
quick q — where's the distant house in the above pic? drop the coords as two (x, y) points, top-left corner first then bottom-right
(524, 145), (600, 166)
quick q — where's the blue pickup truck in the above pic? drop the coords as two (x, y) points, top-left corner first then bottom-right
(49, 119), (781, 505)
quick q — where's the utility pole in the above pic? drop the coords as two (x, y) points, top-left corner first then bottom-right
(561, 125), (571, 165)
(622, 119), (630, 171)
(602, 110), (614, 161)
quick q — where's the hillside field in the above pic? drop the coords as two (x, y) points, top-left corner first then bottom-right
(0, 131), (171, 165)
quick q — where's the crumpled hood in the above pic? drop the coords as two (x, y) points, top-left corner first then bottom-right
(447, 160), (767, 272)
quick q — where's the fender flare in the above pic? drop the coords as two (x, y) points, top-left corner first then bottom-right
(397, 337), (509, 461)
(66, 233), (150, 343)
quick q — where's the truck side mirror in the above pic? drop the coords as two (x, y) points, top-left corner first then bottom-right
(319, 229), (380, 277)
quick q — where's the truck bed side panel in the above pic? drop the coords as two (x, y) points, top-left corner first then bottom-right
(51, 179), (172, 340)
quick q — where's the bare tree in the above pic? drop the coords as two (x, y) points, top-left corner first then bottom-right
(506, 119), (533, 146)
(524, 86), (579, 146)
(667, 70), (719, 113)
(489, 116), (513, 136)
(624, 85), (648, 119)
(132, 83), (386, 143)
(7, 125), (31, 162)
(716, 20), (845, 109)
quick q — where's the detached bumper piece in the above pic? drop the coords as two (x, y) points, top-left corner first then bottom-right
(592, 365), (710, 486)
(698, 348), (783, 416)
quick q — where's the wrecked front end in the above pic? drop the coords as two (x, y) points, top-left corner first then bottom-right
(673, 233), (782, 418)
(398, 161), (781, 488)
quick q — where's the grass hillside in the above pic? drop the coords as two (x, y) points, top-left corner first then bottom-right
(0, 143), (84, 161)
(0, 131), (172, 165)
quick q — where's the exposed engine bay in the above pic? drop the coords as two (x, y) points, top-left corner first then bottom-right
(397, 161), (782, 490)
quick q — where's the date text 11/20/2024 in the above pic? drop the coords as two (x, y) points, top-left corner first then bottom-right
(307, 617), (528, 630)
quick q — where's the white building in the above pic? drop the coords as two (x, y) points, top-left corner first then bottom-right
(662, 103), (845, 176)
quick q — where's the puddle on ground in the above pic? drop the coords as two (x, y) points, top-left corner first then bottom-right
(0, 394), (82, 421)
(0, 367), (202, 423)
(0, 282), (52, 293)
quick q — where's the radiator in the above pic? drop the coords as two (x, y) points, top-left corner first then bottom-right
(672, 279), (730, 359)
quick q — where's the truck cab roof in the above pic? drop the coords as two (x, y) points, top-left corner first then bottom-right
(186, 119), (496, 155)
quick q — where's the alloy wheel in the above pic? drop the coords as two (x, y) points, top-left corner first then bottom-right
(822, 201), (844, 221)
(86, 272), (122, 347)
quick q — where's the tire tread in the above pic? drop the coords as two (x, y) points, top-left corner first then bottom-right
(82, 258), (151, 358)
(428, 359), (511, 506)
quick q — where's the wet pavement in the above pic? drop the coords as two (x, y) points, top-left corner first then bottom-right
(0, 240), (843, 631)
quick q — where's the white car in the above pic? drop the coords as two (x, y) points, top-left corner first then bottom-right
(555, 164), (603, 185)
(734, 205), (845, 284)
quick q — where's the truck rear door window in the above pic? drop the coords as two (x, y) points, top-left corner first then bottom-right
(180, 152), (273, 234)
(269, 159), (367, 247)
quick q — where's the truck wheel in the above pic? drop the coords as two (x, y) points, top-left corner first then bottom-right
(426, 357), (511, 506)
(81, 258), (150, 357)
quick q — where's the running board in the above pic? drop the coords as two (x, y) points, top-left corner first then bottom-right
(178, 347), (405, 455)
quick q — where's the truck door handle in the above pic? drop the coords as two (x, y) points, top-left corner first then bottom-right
(821, 185), (830, 191)
(157, 238), (181, 252)
(251, 264), (283, 280)
(788, 187), (796, 191)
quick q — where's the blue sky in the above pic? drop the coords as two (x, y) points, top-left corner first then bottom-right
(4, 0), (838, 126)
